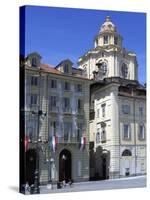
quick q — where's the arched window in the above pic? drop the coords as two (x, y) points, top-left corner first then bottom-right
(96, 131), (100, 143)
(82, 64), (87, 77)
(121, 63), (128, 79)
(122, 149), (132, 156)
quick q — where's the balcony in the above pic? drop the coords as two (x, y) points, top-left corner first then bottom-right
(62, 107), (72, 114)
(57, 136), (79, 144)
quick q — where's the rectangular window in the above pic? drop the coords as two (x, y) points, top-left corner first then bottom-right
(77, 99), (83, 113)
(104, 35), (109, 44)
(138, 125), (145, 140)
(96, 129), (100, 143)
(122, 105), (130, 114)
(31, 76), (38, 86)
(63, 97), (70, 112)
(123, 124), (131, 140)
(76, 84), (82, 92)
(50, 121), (58, 136)
(30, 94), (38, 105)
(64, 82), (70, 91)
(32, 57), (37, 67)
(77, 123), (83, 142)
(101, 127), (106, 142)
(51, 79), (57, 88)
(139, 107), (143, 116)
(49, 96), (57, 111)
(64, 64), (69, 73)
(101, 104), (106, 118)
(64, 122), (72, 141)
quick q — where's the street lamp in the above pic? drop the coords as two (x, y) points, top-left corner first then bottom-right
(47, 157), (54, 189)
(32, 110), (46, 194)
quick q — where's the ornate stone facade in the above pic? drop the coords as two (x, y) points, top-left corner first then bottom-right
(78, 16), (146, 179)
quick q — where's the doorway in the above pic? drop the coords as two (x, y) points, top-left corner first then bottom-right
(25, 149), (36, 186)
(59, 149), (71, 183)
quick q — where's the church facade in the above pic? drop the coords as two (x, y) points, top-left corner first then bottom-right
(78, 16), (146, 179)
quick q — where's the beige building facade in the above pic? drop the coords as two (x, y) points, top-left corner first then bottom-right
(24, 53), (90, 185)
(79, 16), (146, 179)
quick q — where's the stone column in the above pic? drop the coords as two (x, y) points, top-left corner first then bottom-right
(109, 85), (120, 178)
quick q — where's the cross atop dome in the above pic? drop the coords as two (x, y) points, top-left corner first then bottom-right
(106, 16), (111, 22)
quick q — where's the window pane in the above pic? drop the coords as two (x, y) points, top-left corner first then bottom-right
(51, 79), (57, 88)
(122, 105), (130, 114)
(104, 35), (109, 44)
(122, 63), (128, 78)
(123, 124), (131, 140)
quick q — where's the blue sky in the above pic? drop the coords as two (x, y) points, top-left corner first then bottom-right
(23, 6), (146, 84)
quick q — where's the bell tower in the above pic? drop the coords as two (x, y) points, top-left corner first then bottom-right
(78, 16), (138, 81)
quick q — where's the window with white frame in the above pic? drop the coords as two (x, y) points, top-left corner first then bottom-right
(121, 63), (128, 79)
(139, 107), (143, 117)
(31, 76), (38, 86)
(63, 97), (70, 112)
(97, 109), (100, 118)
(50, 79), (57, 89)
(77, 123), (83, 142)
(50, 121), (58, 136)
(32, 57), (37, 67)
(64, 81), (70, 91)
(96, 129), (100, 143)
(138, 125), (145, 140)
(101, 126), (106, 142)
(76, 84), (82, 92)
(49, 96), (58, 111)
(101, 104), (106, 118)
(64, 122), (72, 141)
(123, 124), (131, 140)
(104, 35), (109, 44)
(64, 64), (69, 73)
(30, 94), (38, 105)
(122, 104), (130, 114)
(77, 99), (83, 112)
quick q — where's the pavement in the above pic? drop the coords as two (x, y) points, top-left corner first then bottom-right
(26, 175), (146, 194)
(41, 175), (146, 194)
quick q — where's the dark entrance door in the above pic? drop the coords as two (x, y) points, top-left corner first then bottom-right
(25, 149), (36, 186)
(102, 157), (107, 180)
(59, 149), (71, 183)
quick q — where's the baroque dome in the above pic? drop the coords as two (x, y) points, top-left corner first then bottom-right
(99, 16), (117, 33)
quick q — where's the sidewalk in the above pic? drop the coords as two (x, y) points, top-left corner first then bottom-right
(39, 175), (146, 194)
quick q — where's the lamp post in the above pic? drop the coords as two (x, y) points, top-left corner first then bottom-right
(47, 157), (54, 189)
(32, 110), (46, 194)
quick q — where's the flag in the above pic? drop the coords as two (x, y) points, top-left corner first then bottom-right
(79, 136), (86, 151)
(50, 135), (58, 152)
(24, 136), (29, 152)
